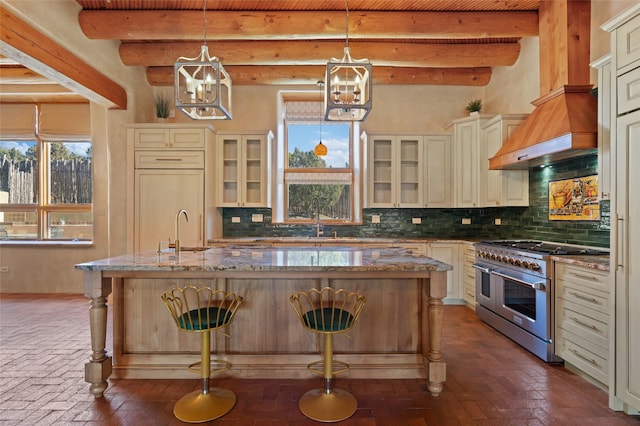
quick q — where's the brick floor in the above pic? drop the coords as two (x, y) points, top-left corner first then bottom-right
(1, 293), (638, 425)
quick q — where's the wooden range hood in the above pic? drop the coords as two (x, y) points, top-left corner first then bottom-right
(489, 0), (597, 170)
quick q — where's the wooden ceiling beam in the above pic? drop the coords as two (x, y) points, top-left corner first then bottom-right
(0, 4), (127, 109)
(120, 40), (520, 68)
(79, 10), (538, 40)
(147, 65), (492, 86)
(0, 66), (52, 84)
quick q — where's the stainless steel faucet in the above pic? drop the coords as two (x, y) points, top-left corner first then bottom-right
(312, 198), (323, 237)
(174, 209), (189, 253)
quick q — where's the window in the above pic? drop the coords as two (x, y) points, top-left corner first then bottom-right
(274, 91), (362, 224)
(0, 103), (92, 241)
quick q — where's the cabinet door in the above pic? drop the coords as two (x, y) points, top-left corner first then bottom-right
(134, 169), (204, 252)
(481, 117), (529, 207)
(454, 120), (479, 207)
(242, 135), (268, 207)
(428, 243), (460, 302)
(397, 136), (423, 208)
(424, 135), (452, 207)
(368, 136), (394, 207)
(615, 109), (640, 410)
(219, 135), (241, 206)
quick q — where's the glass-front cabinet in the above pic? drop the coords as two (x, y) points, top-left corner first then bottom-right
(217, 131), (273, 207)
(364, 134), (424, 208)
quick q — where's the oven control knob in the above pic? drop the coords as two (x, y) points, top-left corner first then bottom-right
(490, 253), (497, 260)
(509, 258), (517, 265)
(531, 263), (541, 271)
(522, 261), (531, 269)
(495, 255), (502, 262)
(515, 259), (524, 267)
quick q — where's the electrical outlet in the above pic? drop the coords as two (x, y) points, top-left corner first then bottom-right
(169, 109), (176, 118)
(371, 214), (381, 224)
(412, 217), (422, 224)
(462, 218), (471, 225)
(0, 266), (8, 273)
(251, 214), (263, 223)
(495, 218), (502, 225)
(231, 216), (241, 223)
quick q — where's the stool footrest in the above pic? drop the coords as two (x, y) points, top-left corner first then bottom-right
(307, 359), (349, 376)
(187, 359), (232, 376)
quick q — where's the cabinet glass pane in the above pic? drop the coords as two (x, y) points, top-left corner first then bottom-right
(223, 140), (238, 160)
(400, 183), (419, 204)
(223, 182), (238, 203)
(245, 139), (261, 160)
(245, 160), (261, 181)
(373, 161), (392, 182)
(245, 183), (261, 203)
(374, 183), (392, 203)
(373, 140), (392, 160)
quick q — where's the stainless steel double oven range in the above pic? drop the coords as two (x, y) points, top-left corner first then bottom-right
(473, 240), (607, 363)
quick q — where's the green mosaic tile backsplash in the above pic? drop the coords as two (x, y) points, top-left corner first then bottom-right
(223, 154), (609, 248)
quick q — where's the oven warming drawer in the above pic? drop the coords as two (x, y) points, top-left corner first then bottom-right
(476, 304), (563, 363)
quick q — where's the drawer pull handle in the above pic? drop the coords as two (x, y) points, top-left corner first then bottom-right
(155, 158), (184, 161)
(570, 316), (598, 330)
(570, 272), (597, 281)
(569, 292), (598, 304)
(569, 348), (598, 366)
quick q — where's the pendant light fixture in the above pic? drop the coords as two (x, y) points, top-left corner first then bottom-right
(314, 81), (328, 156)
(324, 0), (372, 121)
(174, 0), (232, 120)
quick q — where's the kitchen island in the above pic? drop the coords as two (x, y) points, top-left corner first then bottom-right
(76, 244), (452, 398)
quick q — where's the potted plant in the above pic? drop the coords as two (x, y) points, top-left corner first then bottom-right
(465, 99), (482, 115)
(153, 93), (170, 121)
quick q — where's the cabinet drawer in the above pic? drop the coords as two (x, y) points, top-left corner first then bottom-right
(556, 279), (609, 315)
(615, 13), (640, 70)
(618, 68), (640, 114)
(135, 151), (205, 169)
(464, 283), (476, 303)
(557, 299), (609, 350)
(556, 328), (608, 385)
(134, 128), (205, 149)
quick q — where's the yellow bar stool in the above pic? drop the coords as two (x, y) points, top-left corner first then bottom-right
(161, 286), (243, 423)
(289, 287), (366, 423)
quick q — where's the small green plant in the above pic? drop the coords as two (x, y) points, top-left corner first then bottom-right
(465, 99), (482, 113)
(153, 93), (170, 119)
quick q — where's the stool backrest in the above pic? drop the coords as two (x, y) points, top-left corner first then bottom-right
(161, 286), (243, 332)
(290, 287), (366, 334)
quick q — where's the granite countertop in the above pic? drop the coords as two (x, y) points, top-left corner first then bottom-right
(551, 254), (610, 272)
(207, 237), (475, 245)
(75, 244), (453, 273)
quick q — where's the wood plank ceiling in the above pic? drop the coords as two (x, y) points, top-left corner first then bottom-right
(0, 0), (539, 102)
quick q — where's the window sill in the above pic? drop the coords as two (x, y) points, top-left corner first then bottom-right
(0, 240), (93, 248)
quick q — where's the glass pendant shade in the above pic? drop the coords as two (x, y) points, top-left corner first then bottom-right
(324, 49), (372, 121)
(314, 141), (327, 156)
(175, 45), (232, 120)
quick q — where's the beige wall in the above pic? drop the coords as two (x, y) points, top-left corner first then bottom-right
(0, 0), (632, 293)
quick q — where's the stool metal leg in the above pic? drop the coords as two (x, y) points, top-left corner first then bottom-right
(173, 331), (236, 423)
(299, 333), (358, 422)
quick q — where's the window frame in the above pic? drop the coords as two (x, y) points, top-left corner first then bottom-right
(274, 90), (362, 224)
(0, 103), (93, 242)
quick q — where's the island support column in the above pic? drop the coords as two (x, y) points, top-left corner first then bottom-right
(83, 270), (113, 398)
(422, 271), (447, 397)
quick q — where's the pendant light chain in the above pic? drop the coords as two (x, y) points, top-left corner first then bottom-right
(202, 0), (208, 47)
(344, 0), (349, 49)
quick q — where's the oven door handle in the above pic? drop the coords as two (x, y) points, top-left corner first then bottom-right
(491, 270), (547, 291)
(472, 264), (491, 274)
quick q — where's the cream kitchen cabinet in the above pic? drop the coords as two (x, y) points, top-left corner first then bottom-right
(424, 134), (453, 208)
(451, 115), (490, 207)
(592, 54), (612, 200)
(427, 242), (463, 304)
(461, 242), (476, 308)
(126, 124), (215, 253)
(603, 4), (640, 414)
(480, 115), (529, 207)
(217, 131), (273, 207)
(363, 133), (453, 208)
(555, 262), (610, 387)
(364, 134), (424, 208)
